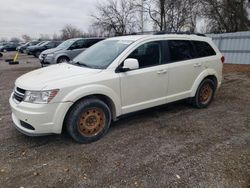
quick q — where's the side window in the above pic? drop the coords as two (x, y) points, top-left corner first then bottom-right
(193, 41), (216, 57)
(46, 42), (55, 48)
(84, 39), (97, 48)
(71, 40), (85, 49)
(168, 40), (196, 62)
(127, 41), (161, 68)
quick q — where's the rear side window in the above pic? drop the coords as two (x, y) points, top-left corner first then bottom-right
(193, 41), (216, 57)
(168, 40), (196, 62)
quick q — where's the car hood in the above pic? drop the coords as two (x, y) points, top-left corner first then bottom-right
(41, 47), (64, 55)
(15, 63), (102, 90)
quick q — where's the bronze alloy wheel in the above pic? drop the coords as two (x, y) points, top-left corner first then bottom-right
(199, 83), (213, 104)
(77, 107), (105, 137)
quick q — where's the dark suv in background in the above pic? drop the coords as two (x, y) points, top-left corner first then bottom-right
(27, 41), (62, 57)
(39, 38), (104, 66)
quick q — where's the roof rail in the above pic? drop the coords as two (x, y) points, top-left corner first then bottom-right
(154, 31), (206, 37)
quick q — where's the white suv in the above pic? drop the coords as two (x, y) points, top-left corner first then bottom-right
(9, 34), (224, 143)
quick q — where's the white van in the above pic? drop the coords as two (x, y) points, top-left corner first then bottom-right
(9, 34), (224, 143)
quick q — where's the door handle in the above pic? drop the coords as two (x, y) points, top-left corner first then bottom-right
(157, 70), (167, 74)
(194, 63), (202, 67)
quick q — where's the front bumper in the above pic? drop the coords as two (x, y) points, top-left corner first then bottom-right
(39, 55), (55, 65)
(9, 93), (73, 136)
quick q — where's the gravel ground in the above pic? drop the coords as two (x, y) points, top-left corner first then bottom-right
(0, 52), (249, 188)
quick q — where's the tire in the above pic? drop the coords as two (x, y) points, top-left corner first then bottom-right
(57, 56), (69, 63)
(191, 79), (216, 108)
(65, 98), (111, 143)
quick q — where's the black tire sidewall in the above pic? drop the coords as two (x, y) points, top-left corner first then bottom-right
(66, 98), (111, 143)
(194, 79), (216, 108)
(57, 56), (69, 63)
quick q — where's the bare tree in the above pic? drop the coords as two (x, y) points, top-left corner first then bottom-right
(22, 34), (32, 42)
(52, 33), (60, 41)
(39, 34), (51, 41)
(60, 24), (83, 40)
(10, 37), (21, 43)
(92, 0), (140, 36)
(141, 0), (200, 32)
(201, 0), (250, 33)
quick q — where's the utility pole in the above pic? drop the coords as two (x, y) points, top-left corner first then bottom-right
(141, 0), (144, 32)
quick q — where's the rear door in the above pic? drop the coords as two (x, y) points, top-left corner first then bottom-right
(166, 40), (205, 102)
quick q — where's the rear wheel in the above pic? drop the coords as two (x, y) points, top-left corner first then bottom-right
(65, 98), (111, 143)
(192, 79), (216, 108)
(57, 56), (69, 63)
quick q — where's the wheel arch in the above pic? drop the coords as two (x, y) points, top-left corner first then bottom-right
(62, 94), (118, 133)
(191, 69), (219, 97)
(56, 55), (70, 63)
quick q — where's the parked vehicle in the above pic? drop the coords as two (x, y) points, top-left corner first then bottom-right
(17, 41), (40, 53)
(39, 38), (104, 66)
(9, 33), (224, 143)
(26, 41), (47, 55)
(26, 41), (62, 58)
(0, 42), (19, 52)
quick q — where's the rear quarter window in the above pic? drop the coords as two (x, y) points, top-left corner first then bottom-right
(193, 41), (216, 57)
(168, 40), (196, 62)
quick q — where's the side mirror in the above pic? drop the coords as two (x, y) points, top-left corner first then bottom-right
(121, 58), (139, 72)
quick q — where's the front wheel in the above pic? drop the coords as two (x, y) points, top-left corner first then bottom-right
(192, 79), (216, 108)
(65, 98), (111, 143)
(57, 56), (69, 63)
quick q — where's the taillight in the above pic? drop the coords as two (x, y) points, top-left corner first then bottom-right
(221, 56), (225, 64)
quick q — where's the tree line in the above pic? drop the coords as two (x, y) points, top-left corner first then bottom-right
(1, 0), (250, 42)
(91, 0), (250, 35)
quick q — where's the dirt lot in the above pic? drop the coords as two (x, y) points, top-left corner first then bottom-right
(0, 52), (249, 188)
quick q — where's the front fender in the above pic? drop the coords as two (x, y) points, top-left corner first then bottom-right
(190, 69), (219, 97)
(62, 84), (121, 117)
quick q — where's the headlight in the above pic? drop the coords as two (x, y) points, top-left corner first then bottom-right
(46, 53), (54, 57)
(23, 89), (59, 104)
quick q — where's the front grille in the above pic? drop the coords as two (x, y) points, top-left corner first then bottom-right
(13, 87), (26, 102)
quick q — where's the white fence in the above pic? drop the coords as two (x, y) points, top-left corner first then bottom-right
(207, 31), (250, 64)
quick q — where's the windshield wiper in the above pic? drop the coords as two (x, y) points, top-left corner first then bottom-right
(69, 61), (92, 68)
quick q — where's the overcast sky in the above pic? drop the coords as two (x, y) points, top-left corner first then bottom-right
(0, 0), (98, 40)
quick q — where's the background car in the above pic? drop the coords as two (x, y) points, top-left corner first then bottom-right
(0, 42), (19, 52)
(26, 41), (62, 57)
(16, 41), (40, 53)
(26, 41), (47, 55)
(39, 38), (104, 66)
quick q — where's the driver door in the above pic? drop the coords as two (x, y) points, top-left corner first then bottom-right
(119, 41), (169, 114)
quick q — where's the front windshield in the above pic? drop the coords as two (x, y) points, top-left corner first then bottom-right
(56, 39), (76, 49)
(73, 39), (133, 69)
(37, 42), (44, 46)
